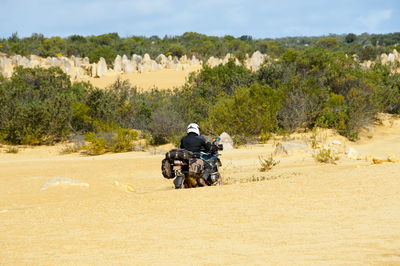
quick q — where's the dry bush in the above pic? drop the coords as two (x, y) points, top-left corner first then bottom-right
(60, 143), (82, 154)
(313, 148), (339, 164)
(258, 154), (280, 172)
(5, 146), (19, 153)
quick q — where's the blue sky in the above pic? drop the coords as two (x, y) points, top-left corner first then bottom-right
(1, 0), (399, 39)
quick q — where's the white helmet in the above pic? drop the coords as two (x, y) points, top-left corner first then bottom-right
(187, 123), (200, 135)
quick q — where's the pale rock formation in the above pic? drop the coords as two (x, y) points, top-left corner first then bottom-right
(122, 60), (135, 74)
(96, 61), (103, 77)
(166, 60), (175, 69)
(70, 56), (76, 67)
(207, 56), (221, 67)
(222, 53), (233, 64)
(45, 57), (52, 66)
(131, 54), (142, 64)
(12, 55), (22, 66)
(70, 67), (82, 79)
(387, 53), (395, 63)
(360, 60), (373, 69)
(83, 57), (90, 65)
(180, 55), (188, 64)
(381, 53), (388, 64)
(387, 154), (399, 163)
(52, 57), (61, 67)
(0, 57), (12, 78)
(41, 176), (89, 191)
(121, 55), (133, 73)
(61, 57), (71, 74)
(74, 57), (82, 68)
(29, 55), (42, 67)
(21, 56), (31, 67)
(190, 55), (201, 65)
(393, 49), (399, 60)
(143, 53), (151, 62)
(219, 132), (234, 150)
(96, 57), (107, 77)
(274, 141), (309, 156)
(114, 55), (122, 72)
(0, 57), (5, 75)
(91, 63), (97, 77)
(246, 51), (267, 71)
(151, 61), (161, 71)
(175, 62), (182, 71)
(345, 147), (361, 160)
(156, 54), (167, 66)
(138, 64), (146, 73)
(1, 51), (274, 80)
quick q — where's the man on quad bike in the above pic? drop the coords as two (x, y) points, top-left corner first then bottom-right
(180, 123), (211, 186)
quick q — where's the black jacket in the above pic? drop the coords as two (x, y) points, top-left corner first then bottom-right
(180, 132), (210, 153)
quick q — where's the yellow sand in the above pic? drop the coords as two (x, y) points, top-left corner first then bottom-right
(1, 115), (400, 264)
(77, 66), (202, 90)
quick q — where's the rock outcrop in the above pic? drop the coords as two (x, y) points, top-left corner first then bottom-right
(0, 51), (271, 80)
(274, 141), (309, 156)
(219, 132), (234, 150)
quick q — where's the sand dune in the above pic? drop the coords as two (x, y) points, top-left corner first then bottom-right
(1, 116), (400, 264)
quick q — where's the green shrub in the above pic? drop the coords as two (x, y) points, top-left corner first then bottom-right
(314, 37), (340, 49)
(83, 132), (109, 155)
(205, 83), (281, 136)
(0, 67), (76, 144)
(149, 104), (186, 145)
(87, 45), (117, 66)
(82, 127), (139, 155)
(111, 128), (139, 152)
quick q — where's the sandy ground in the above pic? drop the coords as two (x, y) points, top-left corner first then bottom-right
(77, 66), (202, 90)
(1, 116), (400, 265)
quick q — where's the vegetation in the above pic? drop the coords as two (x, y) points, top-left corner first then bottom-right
(82, 128), (139, 155)
(313, 148), (339, 164)
(1, 32), (399, 65)
(1, 32), (400, 151)
(258, 154), (280, 172)
(59, 143), (82, 154)
(5, 146), (19, 154)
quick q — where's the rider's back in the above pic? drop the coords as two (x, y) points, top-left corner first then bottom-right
(180, 132), (209, 153)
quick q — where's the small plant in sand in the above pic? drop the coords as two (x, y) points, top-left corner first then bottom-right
(310, 131), (318, 149)
(5, 146), (19, 153)
(60, 143), (82, 154)
(248, 175), (269, 182)
(313, 148), (339, 164)
(222, 176), (233, 185)
(258, 154), (280, 172)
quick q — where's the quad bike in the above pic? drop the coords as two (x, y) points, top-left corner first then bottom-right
(161, 138), (223, 189)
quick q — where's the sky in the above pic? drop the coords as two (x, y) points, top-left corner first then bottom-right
(0, 0), (399, 39)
